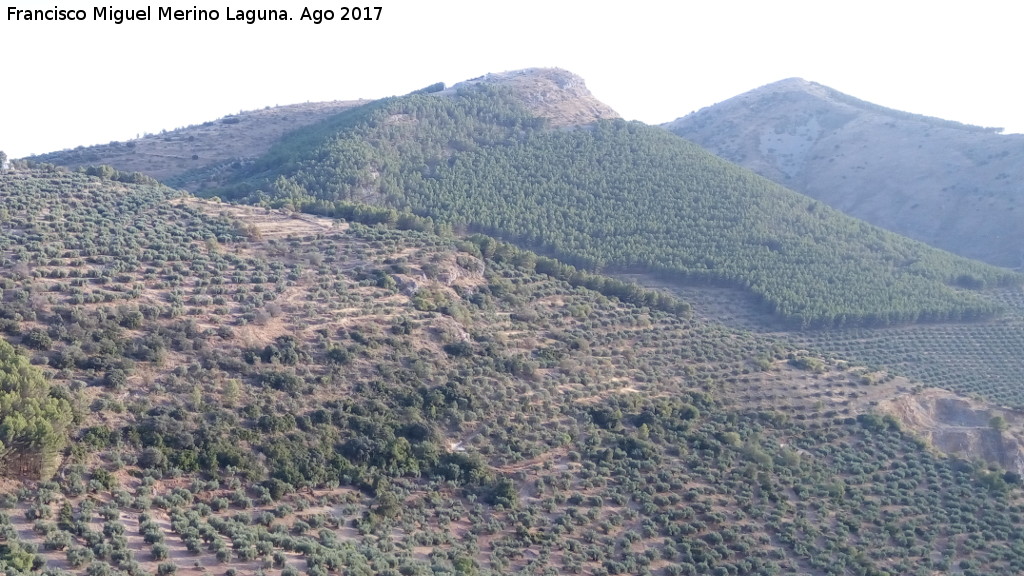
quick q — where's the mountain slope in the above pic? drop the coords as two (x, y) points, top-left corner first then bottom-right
(663, 78), (1024, 268)
(4, 166), (1024, 575)
(24, 68), (615, 194)
(27, 99), (366, 191)
(211, 72), (1018, 328)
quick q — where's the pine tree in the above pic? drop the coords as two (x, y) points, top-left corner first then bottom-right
(0, 339), (73, 479)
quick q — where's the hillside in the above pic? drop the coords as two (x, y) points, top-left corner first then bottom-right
(23, 68), (615, 195)
(208, 72), (1018, 328)
(663, 78), (1024, 269)
(4, 165), (1024, 575)
(27, 100), (366, 191)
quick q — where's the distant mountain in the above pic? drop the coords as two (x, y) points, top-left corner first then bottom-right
(28, 99), (365, 189)
(27, 68), (617, 193)
(209, 69), (1017, 328)
(663, 78), (1024, 269)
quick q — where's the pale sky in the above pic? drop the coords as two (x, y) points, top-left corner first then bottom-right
(2, 0), (1022, 159)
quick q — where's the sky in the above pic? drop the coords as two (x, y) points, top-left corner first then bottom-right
(2, 0), (1022, 158)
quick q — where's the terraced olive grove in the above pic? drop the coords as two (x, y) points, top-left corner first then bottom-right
(2, 166), (1023, 576)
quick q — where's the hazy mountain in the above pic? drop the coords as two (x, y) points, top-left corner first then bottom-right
(663, 78), (1024, 269)
(28, 99), (365, 188)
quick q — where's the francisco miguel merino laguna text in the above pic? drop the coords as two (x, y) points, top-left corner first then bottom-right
(5, 6), (383, 24)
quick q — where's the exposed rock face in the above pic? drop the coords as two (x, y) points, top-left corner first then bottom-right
(879, 389), (1024, 476)
(446, 68), (621, 127)
(664, 79), (1024, 269)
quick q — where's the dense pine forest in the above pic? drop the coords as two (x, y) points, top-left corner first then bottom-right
(210, 86), (1019, 328)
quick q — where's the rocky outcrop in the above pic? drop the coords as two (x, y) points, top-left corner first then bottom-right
(446, 68), (620, 127)
(879, 389), (1024, 475)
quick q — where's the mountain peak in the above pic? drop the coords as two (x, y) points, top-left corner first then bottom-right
(758, 77), (814, 90)
(664, 78), (1024, 268)
(716, 78), (1005, 133)
(447, 67), (620, 127)
(692, 77), (836, 112)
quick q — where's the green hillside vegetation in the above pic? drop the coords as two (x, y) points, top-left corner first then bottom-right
(2, 166), (1024, 575)
(792, 286), (1024, 409)
(212, 86), (1018, 328)
(0, 339), (73, 480)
